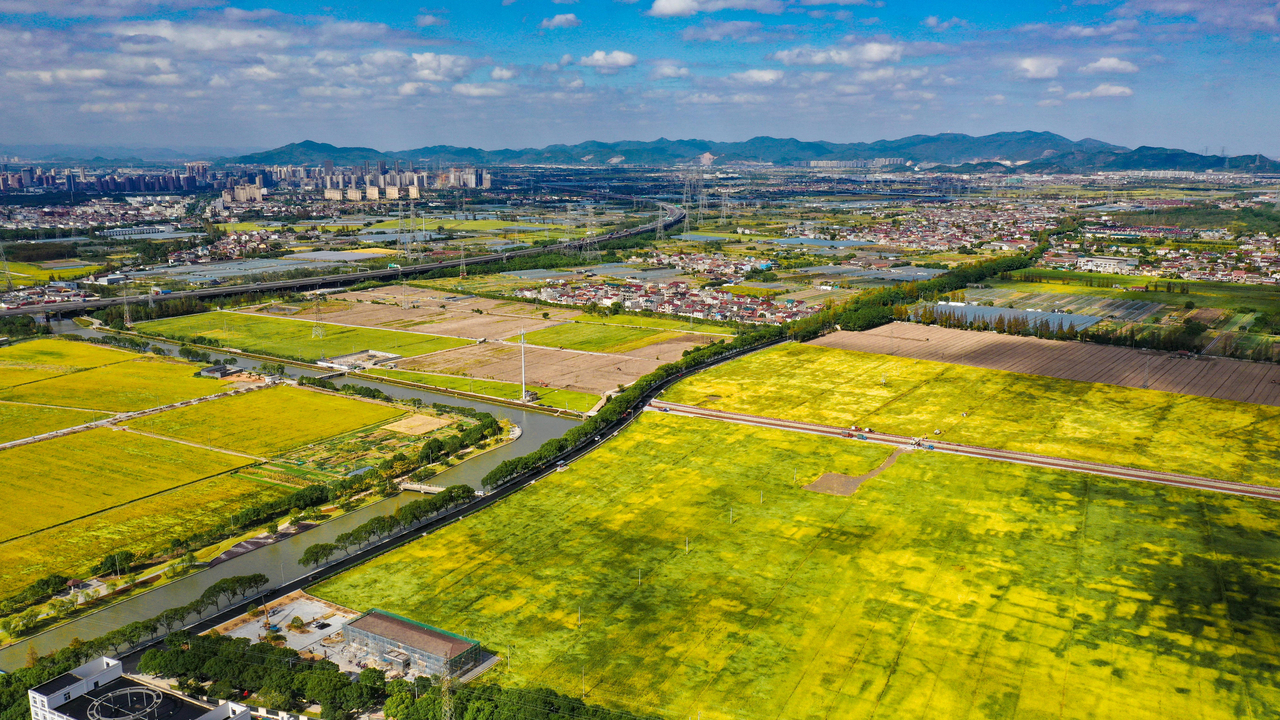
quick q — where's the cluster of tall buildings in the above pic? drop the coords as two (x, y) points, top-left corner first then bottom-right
(798, 158), (908, 168)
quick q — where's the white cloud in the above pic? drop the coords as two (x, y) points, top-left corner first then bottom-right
(1117, 0), (1279, 30)
(411, 52), (474, 82)
(1015, 56), (1062, 79)
(415, 14), (446, 27)
(491, 66), (518, 80)
(453, 82), (510, 97)
(1066, 83), (1134, 99)
(0, 0), (219, 19)
(922, 15), (964, 30)
(770, 42), (904, 67)
(108, 21), (293, 52)
(855, 66), (927, 83)
(1037, 98), (1062, 107)
(648, 0), (786, 18)
(681, 19), (764, 41)
(398, 82), (436, 95)
(650, 61), (690, 79)
(1019, 19), (1138, 39)
(1079, 57), (1139, 74)
(6, 68), (107, 83)
(540, 13), (581, 29)
(578, 50), (638, 73)
(985, 93), (1006, 104)
(729, 68), (784, 84)
(553, 0), (578, 3)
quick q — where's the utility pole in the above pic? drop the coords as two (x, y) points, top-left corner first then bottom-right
(0, 241), (12, 292)
(440, 671), (454, 720)
(311, 297), (325, 339)
(122, 278), (131, 327)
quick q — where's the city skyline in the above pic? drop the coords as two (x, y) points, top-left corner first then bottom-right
(0, 0), (1278, 156)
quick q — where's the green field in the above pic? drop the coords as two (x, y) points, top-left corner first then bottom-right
(0, 261), (102, 287)
(572, 313), (735, 335)
(313, 413), (1280, 719)
(519, 323), (682, 354)
(0, 356), (227, 412)
(993, 269), (1280, 314)
(364, 368), (599, 412)
(0, 474), (287, 596)
(136, 312), (472, 362)
(0, 401), (108, 443)
(0, 338), (134, 389)
(666, 343), (1280, 487)
(0, 428), (249, 545)
(125, 385), (404, 456)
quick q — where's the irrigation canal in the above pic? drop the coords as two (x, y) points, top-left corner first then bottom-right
(0, 321), (580, 670)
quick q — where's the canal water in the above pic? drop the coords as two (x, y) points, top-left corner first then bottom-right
(0, 322), (580, 670)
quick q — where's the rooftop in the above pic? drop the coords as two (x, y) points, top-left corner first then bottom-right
(54, 678), (210, 720)
(347, 610), (477, 660)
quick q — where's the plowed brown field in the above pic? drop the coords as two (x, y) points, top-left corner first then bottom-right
(812, 323), (1280, 406)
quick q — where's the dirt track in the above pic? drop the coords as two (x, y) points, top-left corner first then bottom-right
(812, 323), (1280, 407)
(648, 400), (1280, 502)
(804, 448), (909, 496)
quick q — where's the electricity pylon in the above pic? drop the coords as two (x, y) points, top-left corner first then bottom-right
(311, 298), (325, 339)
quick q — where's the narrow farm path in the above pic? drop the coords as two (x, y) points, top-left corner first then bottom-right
(647, 400), (1280, 502)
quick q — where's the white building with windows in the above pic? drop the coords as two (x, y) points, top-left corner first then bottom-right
(29, 657), (250, 720)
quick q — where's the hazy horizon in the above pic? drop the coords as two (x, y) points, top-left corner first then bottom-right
(2, 0), (1278, 156)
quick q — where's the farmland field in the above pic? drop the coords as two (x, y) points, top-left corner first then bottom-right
(813, 324), (1280, 404)
(0, 261), (102, 287)
(0, 474), (287, 596)
(313, 413), (1280, 720)
(0, 338), (134, 389)
(0, 401), (107, 443)
(136, 311), (472, 362)
(365, 367), (599, 412)
(992, 269), (1280, 314)
(0, 428), (250, 544)
(0, 356), (226, 412)
(518, 323), (680, 354)
(663, 342), (1280, 486)
(125, 385), (404, 456)
(571, 313), (735, 335)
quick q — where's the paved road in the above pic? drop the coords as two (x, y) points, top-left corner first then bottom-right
(648, 400), (1280, 502)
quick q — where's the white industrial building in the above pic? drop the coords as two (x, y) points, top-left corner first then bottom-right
(29, 657), (251, 720)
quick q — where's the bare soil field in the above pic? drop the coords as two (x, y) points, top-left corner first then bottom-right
(812, 323), (1280, 406)
(397, 342), (661, 395)
(384, 414), (453, 435)
(264, 295), (565, 341)
(622, 333), (714, 362)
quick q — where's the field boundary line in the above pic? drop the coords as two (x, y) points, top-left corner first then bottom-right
(224, 307), (484, 343)
(0, 462), (257, 548)
(120, 427), (270, 461)
(648, 400), (1280, 502)
(0, 384), (269, 451)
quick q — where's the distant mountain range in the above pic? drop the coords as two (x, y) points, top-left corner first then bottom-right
(221, 132), (1280, 173)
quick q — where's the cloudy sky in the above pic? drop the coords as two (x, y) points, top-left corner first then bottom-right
(2, 0), (1278, 154)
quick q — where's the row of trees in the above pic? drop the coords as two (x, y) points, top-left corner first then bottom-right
(0, 316), (50, 340)
(299, 485), (475, 567)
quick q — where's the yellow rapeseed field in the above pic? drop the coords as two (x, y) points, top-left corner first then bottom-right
(314, 413), (1280, 719)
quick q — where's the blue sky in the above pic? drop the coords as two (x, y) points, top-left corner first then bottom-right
(1, 0), (1277, 155)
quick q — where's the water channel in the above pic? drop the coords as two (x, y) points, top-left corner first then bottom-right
(0, 321), (581, 670)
